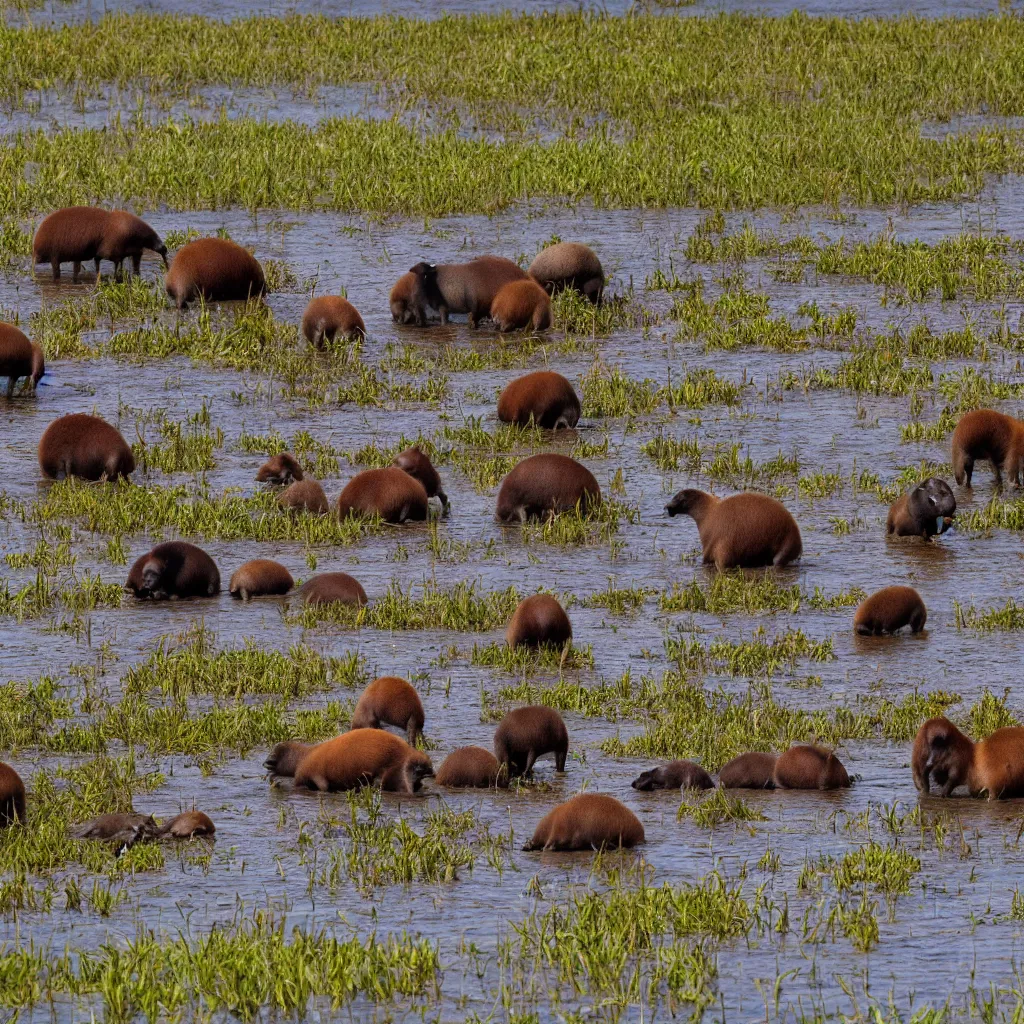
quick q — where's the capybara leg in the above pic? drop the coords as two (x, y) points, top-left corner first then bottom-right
(94, 258), (103, 278)
(72, 261), (81, 283)
(467, 311), (478, 328)
(523, 750), (538, 776)
(555, 749), (567, 771)
(583, 277), (603, 304)
(50, 260), (60, 281)
(406, 723), (419, 746)
(439, 306), (450, 325)
(993, 462), (1003, 490)
(132, 254), (142, 276)
(910, 607), (926, 633)
(5, 377), (13, 399)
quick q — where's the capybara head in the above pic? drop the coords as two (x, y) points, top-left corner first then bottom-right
(155, 811), (215, 839)
(126, 541), (220, 600)
(30, 344), (45, 386)
(907, 477), (957, 534)
(912, 717), (973, 795)
(506, 593), (572, 649)
(256, 453), (303, 486)
(264, 741), (314, 778)
(665, 488), (712, 518)
(229, 559), (293, 600)
(631, 759), (714, 792)
(398, 748), (435, 793)
(393, 447), (448, 507)
(0, 764), (26, 826)
(390, 272), (419, 325)
(408, 261), (443, 308)
(38, 413), (135, 482)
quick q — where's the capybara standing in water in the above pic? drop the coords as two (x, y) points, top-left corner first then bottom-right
(294, 572), (367, 607)
(495, 453), (600, 522)
(887, 477), (957, 539)
(0, 323), (43, 397)
(126, 541), (220, 600)
(229, 559), (294, 600)
(665, 489), (802, 570)
(293, 729), (433, 794)
(165, 237), (266, 308)
(718, 752), (778, 789)
(951, 408), (1024, 489)
(631, 760), (714, 792)
(393, 447), (448, 508)
(256, 453), (303, 486)
(913, 716), (1024, 799)
(301, 295), (365, 348)
(497, 371), (581, 429)
(523, 793), (644, 851)
(490, 279), (552, 332)
(390, 271), (420, 325)
(337, 467), (428, 523)
(38, 413), (135, 481)
(493, 705), (569, 777)
(853, 586), (926, 635)
(773, 745), (850, 790)
(506, 594), (572, 648)
(264, 741), (315, 778)
(435, 746), (507, 788)
(351, 676), (425, 745)
(71, 813), (156, 841)
(0, 764), (25, 826)
(406, 257), (529, 326)
(155, 811), (215, 838)
(528, 242), (604, 303)
(98, 211), (168, 277)
(279, 479), (329, 514)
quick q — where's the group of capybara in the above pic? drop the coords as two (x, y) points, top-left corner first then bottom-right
(1, 206), (1024, 853)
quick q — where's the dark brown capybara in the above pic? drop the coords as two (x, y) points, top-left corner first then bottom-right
(256, 453), (303, 486)
(631, 759), (714, 792)
(154, 811), (215, 838)
(913, 716), (1024, 799)
(301, 295), (365, 348)
(337, 467), (429, 523)
(497, 371), (581, 429)
(389, 271), (419, 325)
(952, 408), (1024, 489)
(773, 745), (850, 790)
(853, 586), (926, 635)
(493, 705), (569, 777)
(98, 211), (168, 277)
(38, 413), (135, 481)
(718, 752), (778, 789)
(264, 741), (315, 778)
(490, 279), (552, 332)
(887, 477), (957, 539)
(126, 541), (220, 600)
(435, 746), (507, 788)
(229, 559), (294, 600)
(165, 237), (266, 309)
(70, 813), (156, 841)
(393, 447), (448, 508)
(0, 764), (25, 826)
(506, 594), (572, 648)
(0, 323), (43, 397)
(495, 453), (600, 522)
(665, 489), (802, 570)
(294, 572), (368, 607)
(523, 793), (644, 852)
(406, 256), (529, 326)
(293, 729), (433, 794)
(528, 242), (604, 303)
(278, 479), (329, 514)
(351, 676), (425, 745)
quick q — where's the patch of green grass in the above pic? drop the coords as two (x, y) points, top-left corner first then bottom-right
(954, 598), (1024, 631)
(582, 366), (743, 417)
(658, 574), (861, 615)
(830, 843), (922, 895)
(469, 642), (594, 673)
(0, 570), (123, 622)
(677, 788), (766, 829)
(581, 578), (652, 614)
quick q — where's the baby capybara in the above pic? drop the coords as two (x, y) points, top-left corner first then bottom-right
(155, 811), (215, 838)
(952, 408), (1024, 489)
(71, 813), (156, 841)
(490, 279), (552, 332)
(337, 467), (429, 523)
(293, 729), (433, 794)
(390, 271), (420, 325)
(435, 746), (507, 788)
(853, 586), (926, 635)
(126, 541), (220, 600)
(294, 572), (367, 606)
(506, 594), (572, 648)
(493, 705), (569, 777)
(165, 237), (266, 308)
(528, 242), (604, 303)
(497, 371), (581, 429)
(631, 759), (714, 792)
(351, 676), (425, 745)
(264, 741), (315, 778)
(887, 477), (956, 539)
(301, 295), (365, 348)
(523, 793), (644, 852)
(393, 447), (448, 507)
(279, 479), (329, 513)
(773, 745), (850, 790)
(256, 453), (303, 486)
(406, 256), (529, 326)
(38, 413), (135, 481)
(718, 752), (778, 789)
(913, 716), (1024, 799)
(0, 764), (25, 826)
(0, 323), (43, 397)
(665, 489), (802, 570)
(229, 559), (294, 600)
(495, 453), (600, 522)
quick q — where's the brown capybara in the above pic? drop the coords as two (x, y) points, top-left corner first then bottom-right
(853, 586), (926, 635)
(264, 741), (315, 778)
(490, 279), (552, 332)
(337, 467), (429, 523)
(393, 447), (448, 508)
(506, 594), (572, 648)
(70, 813), (156, 841)
(256, 453), (303, 486)
(98, 211), (168, 276)
(229, 559), (294, 600)
(351, 676), (425, 745)
(126, 541), (220, 600)
(390, 271), (420, 325)
(631, 759), (714, 792)
(301, 295), (365, 348)
(435, 746), (507, 788)
(665, 489), (802, 570)
(294, 572), (368, 607)
(528, 242), (604, 303)
(0, 323), (42, 397)
(406, 256), (529, 326)
(718, 752), (778, 789)
(0, 764), (25, 826)
(952, 408), (1024, 489)
(887, 477), (957, 539)
(913, 717), (1024, 799)
(293, 729), (433, 794)
(155, 811), (215, 838)
(497, 371), (581, 429)
(165, 237), (266, 309)
(523, 793), (644, 852)
(493, 705), (569, 777)
(495, 453), (600, 522)
(773, 745), (850, 790)
(38, 413), (135, 481)
(278, 479), (329, 513)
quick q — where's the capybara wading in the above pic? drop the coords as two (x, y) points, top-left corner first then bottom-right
(390, 272), (419, 325)
(490, 279), (552, 333)
(495, 453), (600, 522)
(773, 745), (850, 790)
(435, 746), (507, 788)
(528, 242), (604, 303)
(154, 811), (215, 838)
(165, 237), (266, 309)
(229, 559), (293, 600)
(887, 477), (957, 539)
(523, 793), (644, 852)
(279, 479), (329, 514)
(951, 408), (1024, 489)
(853, 586), (926, 635)
(264, 741), (315, 778)
(302, 295), (365, 348)
(99, 211), (168, 277)
(493, 706), (569, 777)
(393, 447), (448, 508)
(913, 717), (1024, 799)
(718, 752), (778, 789)
(126, 541), (220, 600)
(257, 453), (303, 486)
(406, 256), (528, 326)
(0, 764), (25, 826)
(337, 467), (429, 523)
(506, 594), (572, 649)
(497, 371), (581, 429)
(293, 729), (433, 794)
(665, 489), (802, 570)
(351, 676), (425, 745)
(294, 572), (367, 607)
(631, 760), (714, 792)
(0, 323), (43, 397)
(38, 413), (135, 481)
(71, 813), (156, 842)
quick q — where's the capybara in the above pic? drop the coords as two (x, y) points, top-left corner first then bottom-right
(853, 586), (926, 635)
(154, 811), (215, 838)
(665, 489), (802, 570)
(490, 279), (552, 332)
(913, 716), (1024, 799)
(279, 479), (329, 513)
(126, 541), (220, 600)
(406, 256), (529, 326)
(951, 408), (1024, 489)
(70, 813), (156, 841)
(631, 759), (714, 792)
(718, 752), (778, 789)
(887, 477), (957, 539)
(38, 413), (135, 481)
(0, 764), (25, 826)
(293, 729), (433, 794)
(337, 467), (428, 523)
(528, 242), (604, 303)
(495, 453), (600, 522)
(390, 271), (419, 325)
(393, 447), (448, 508)
(523, 793), (644, 852)
(497, 371), (581, 429)
(506, 594), (572, 648)
(493, 705), (569, 777)
(435, 746), (507, 788)
(165, 237), (266, 308)
(229, 559), (294, 600)
(0, 323), (43, 397)
(351, 676), (425, 745)
(773, 745), (850, 790)
(301, 295), (365, 348)
(98, 211), (168, 276)
(294, 572), (367, 607)
(264, 741), (315, 778)
(256, 453), (303, 486)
